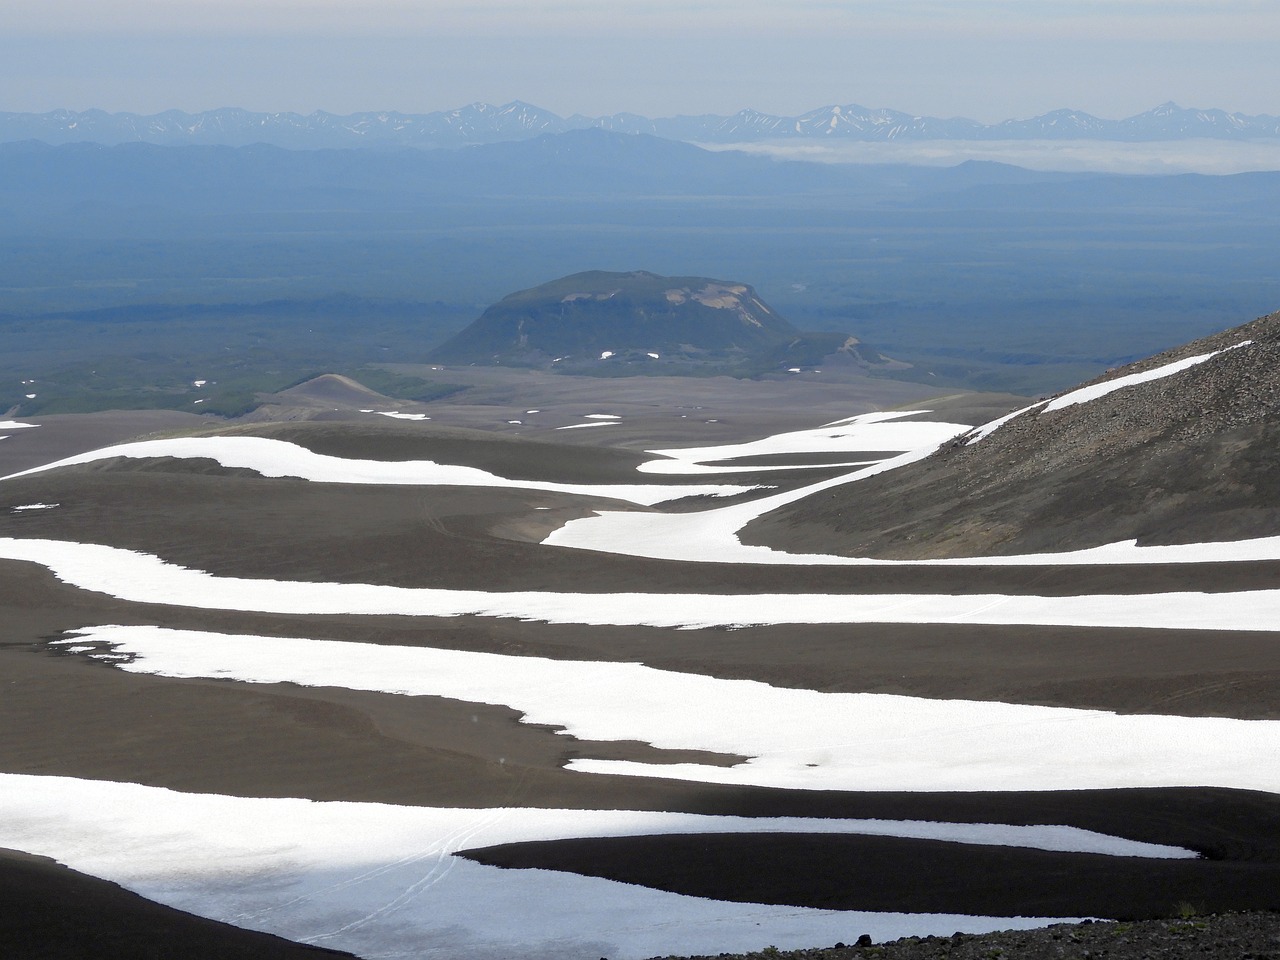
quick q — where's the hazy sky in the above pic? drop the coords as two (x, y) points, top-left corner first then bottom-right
(2, 0), (1278, 120)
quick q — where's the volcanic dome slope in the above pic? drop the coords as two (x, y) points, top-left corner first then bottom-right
(742, 310), (1280, 558)
(0, 324), (1277, 960)
(428, 269), (882, 374)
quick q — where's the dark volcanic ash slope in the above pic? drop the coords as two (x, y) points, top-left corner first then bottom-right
(742, 310), (1280, 558)
(428, 269), (884, 372)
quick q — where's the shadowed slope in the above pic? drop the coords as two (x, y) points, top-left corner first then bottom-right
(742, 310), (1280, 558)
(0, 848), (354, 960)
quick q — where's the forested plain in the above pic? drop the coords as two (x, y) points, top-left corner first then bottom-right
(2, 130), (1278, 415)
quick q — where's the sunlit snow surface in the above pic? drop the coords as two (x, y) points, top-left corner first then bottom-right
(6, 538), (1280, 631)
(53, 625), (1280, 794)
(0, 774), (1088, 960)
(638, 411), (969, 474)
(1, 358), (1276, 958)
(551, 394), (1280, 565)
(0, 435), (754, 506)
(964, 341), (1252, 444)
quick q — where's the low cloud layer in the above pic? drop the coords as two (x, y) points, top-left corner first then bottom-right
(702, 138), (1280, 175)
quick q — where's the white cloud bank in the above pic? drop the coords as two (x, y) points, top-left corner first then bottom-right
(703, 138), (1280, 175)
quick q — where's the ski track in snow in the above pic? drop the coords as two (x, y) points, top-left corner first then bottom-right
(0, 773), (1087, 960)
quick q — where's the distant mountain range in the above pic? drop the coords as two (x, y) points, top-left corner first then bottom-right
(3, 101), (1279, 150)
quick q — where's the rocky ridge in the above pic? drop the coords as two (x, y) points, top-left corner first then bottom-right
(655, 912), (1280, 960)
(741, 309), (1280, 557)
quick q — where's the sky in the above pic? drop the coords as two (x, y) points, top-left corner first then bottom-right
(2, 0), (1278, 121)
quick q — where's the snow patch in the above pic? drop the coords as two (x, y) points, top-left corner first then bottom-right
(1045, 341), (1251, 413)
(637, 412), (968, 475)
(0, 436), (754, 506)
(965, 340), (1253, 443)
(53, 624), (1280, 796)
(7, 539), (1280, 635)
(0, 773), (1082, 960)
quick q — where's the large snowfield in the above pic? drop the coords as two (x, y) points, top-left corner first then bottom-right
(0, 371), (1275, 959)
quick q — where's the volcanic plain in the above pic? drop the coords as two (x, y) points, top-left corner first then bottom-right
(0, 327), (1277, 959)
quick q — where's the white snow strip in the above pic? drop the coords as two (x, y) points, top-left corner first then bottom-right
(617, 457), (880, 476)
(555, 421), (619, 430)
(638, 411), (968, 474)
(58, 624), (1280, 796)
(6, 537), (1280, 634)
(1045, 341), (1251, 413)
(584, 414), (621, 420)
(0, 420), (38, 429)
(963, 400), (1047, 445)
(549, 445), (947, 559)
(0, 774), (1081, 960)
(964, 341), (1253, 444)
(375, 411), (431, 421)
(600, 350), (614, 359)
(552, 402), (1280, 566)
(0, 436), (754, 506)
(550, 497), (1280, 566)
(10, 503), (59, 512)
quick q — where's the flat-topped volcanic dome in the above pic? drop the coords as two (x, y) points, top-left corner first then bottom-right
(430, 270), (805, 369)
